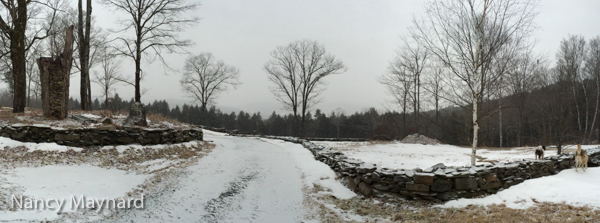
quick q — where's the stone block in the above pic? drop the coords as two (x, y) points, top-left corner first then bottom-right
(117, 137), (135, 144)
(481, 181), (502, 190)
(406, 183), (429, 192)
(371, 173), (381, 183)
(359, 182), (373, 196)
(436, 192), (458, 201)
(414, 172), (435, 185)
(96, 125), (116, 131)
(55, 134), (80, 141)
(485, 174), (498, 182)
(344, 176), (357, 191)
(393, 175), (411, 182)
(455, 177), (478, 190)
(431, 178), (452, 192)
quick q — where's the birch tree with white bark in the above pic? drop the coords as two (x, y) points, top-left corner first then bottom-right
(585, 37), (600, 142)
(412, 0), (539, 165)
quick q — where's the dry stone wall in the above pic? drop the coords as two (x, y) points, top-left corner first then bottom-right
(0, 124), (203, 147)
(259, 135), (600, 201)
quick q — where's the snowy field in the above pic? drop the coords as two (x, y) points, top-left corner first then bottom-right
(314, 140), (600, 210)
(1, 127), (599, 222)
(441, 167), (600, 209)
(0, 134), (208, 222)
(0, 165), (148, 221)
(313, 141), (599, 169)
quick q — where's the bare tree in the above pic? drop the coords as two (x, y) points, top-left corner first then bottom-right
(92, 46), (122, 108)
(504, 48), (546, 146)
(102, 0), (199, 103)
(330, 107), (344, 138)
(394, 39), (428, 129)
(26, 42), (43, 107)
(78, 0), (92, 110)
(421, 59), (447, 138)
(0, 0), (63, 112)
(381, 62), (412, 135)
(180, 52), (240, 121)
(265, 39), (346, 136)
(556, 35), (587, 139)
(585, 37), (600, 141)
(412, 0), (539, 165)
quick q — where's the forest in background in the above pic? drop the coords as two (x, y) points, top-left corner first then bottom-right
(2, 66), (598, 149)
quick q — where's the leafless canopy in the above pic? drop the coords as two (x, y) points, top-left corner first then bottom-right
(412, 0), (539, 165)
(0, 0), (64, 112)
(180, 52), (240, 111)
(382, 37), (429, 129)
(92, 46), (123, 108)
(102, 0), (199, 102)
(264, 39), (346, 136)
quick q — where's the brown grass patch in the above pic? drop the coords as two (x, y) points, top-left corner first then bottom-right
(146, 112), (183, 125)
(322, 196), (600, 223)
(0, 141), (214, 171)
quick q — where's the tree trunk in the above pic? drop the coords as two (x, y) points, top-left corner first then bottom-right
(38, 26), (75, 119)
(499, 104), (503, 147)
(292, 108), (299, 137)
(78, 0), (92, 110)
(200, 103), (207, 125)
(11, 0), (28, 113)
(104, 88), (108, 110)
(471, 95), (479, 166)
(27, 76), (31, 107)
(134, 27), (142, 102)
(300, 108), (306, 137)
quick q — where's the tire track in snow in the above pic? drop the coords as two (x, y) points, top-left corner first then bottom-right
(201, 172), (259, 223)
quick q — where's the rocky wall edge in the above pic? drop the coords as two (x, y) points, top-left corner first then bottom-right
(0, 124), (203, 147)
(251, 134), (600, 201)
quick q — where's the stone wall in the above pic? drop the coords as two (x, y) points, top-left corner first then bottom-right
(0, 124), (203, 147)
(260, 135), (600, 201)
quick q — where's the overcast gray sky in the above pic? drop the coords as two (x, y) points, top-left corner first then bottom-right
(62, 0), (600, 115)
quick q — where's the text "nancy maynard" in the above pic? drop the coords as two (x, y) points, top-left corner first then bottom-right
(11, 194), (145, 213)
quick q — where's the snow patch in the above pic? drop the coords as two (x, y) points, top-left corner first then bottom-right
(80, 113), (101, 119)
(440, 167), (600, 209)
(0, 137), (82, 152)
(0, 164), (148, 221)
(261, 138), (356, 199)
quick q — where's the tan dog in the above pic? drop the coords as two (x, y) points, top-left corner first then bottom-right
(575, 143), (589, 172)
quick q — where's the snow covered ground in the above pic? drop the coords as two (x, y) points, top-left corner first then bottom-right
(94, 130), (356, 222)
(2, 127), (599, 222)
(0, 136), (83, 152)
(315, 140), (600, 210)
(0, 165), (148, 221)
(0, 135), (207, 222)
(313, 141), (599, 169)
(441, 167), (600, 209)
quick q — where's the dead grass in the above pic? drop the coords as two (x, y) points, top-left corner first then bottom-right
(146, 112), (183, 125)
(68, 109), (127, 118)
(0, 108), (192, 130)
(321, 196), (600, 223)
(0, 141), (214, 171)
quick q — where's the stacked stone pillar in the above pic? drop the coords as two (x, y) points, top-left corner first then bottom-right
(38, 26), (75, 120)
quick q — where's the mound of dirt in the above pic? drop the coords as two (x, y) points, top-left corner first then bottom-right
(401, 133), (441, 145)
